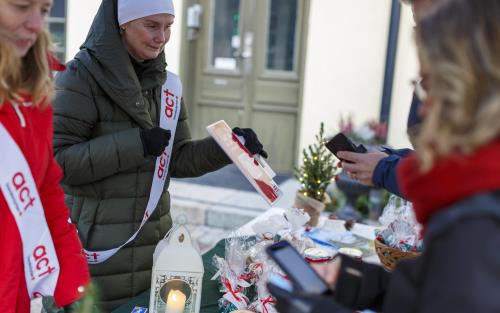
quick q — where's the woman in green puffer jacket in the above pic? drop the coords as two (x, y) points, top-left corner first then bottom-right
(45, 0), (266, 311)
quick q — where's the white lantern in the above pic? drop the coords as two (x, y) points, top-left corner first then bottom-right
(149, 217), (204, 313)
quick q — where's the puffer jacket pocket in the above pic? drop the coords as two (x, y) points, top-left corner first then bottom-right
(76, 197), (99, 248)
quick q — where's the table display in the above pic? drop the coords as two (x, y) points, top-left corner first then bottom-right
(113, 208), (379, 313)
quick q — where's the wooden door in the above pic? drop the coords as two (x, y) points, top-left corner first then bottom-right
(190, 0), (307, 173)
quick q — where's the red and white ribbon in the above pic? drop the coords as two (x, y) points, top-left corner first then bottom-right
(0, 122), (60, 299)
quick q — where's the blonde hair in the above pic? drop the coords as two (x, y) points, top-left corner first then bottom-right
(0, 34), (21, 104)
(415, 0), (500, 170)
(0, 29), (55, 107)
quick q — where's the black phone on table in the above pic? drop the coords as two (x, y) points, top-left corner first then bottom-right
(325, 133), (367, 161)
(266, 240), (331, 295)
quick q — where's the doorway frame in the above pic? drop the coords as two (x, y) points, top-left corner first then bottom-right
(178, 0), (311, 172)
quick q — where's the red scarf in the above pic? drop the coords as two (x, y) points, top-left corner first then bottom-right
(397, 140), (500, 226)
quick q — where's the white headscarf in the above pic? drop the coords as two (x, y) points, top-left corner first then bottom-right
(117, 0), (175, 26)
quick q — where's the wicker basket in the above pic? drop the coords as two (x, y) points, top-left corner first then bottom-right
(374, 239), (421, 271)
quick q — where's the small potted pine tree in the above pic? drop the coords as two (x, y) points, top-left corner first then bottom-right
(294, 123), (340, 226)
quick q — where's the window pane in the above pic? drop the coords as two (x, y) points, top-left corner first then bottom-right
(49, 23), (65, 48)
(50, 0), (66, 18)
(212, 0), (240, 70)
(267, 0), (298, 71)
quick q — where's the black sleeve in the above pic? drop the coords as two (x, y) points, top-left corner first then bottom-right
(334, 256), (391, 312)
(170, 100), (231, 178)
(392, 218), (500, 313)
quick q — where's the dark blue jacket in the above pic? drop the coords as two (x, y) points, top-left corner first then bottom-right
(372, 95), (420, 198)
(407, 94), (422, 129)
(372, 147), (413, 197)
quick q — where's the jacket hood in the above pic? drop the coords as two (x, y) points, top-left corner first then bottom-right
(75, 0), (167, 128)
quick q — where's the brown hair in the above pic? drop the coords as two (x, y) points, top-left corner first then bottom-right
(0, 29), (54, 107)
(415, 0), (500, 170)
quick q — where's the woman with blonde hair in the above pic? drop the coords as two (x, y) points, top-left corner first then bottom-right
(0, 1), (89, 312)
(269, 0), (500, 312)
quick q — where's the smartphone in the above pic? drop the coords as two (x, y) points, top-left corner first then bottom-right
(266, 240), (331, 295)
(325, 133), (367, 160)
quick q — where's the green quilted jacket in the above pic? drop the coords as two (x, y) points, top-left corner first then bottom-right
(51, 0), (229, 310)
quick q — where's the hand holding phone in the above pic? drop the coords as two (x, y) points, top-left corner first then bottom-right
(266, 241), (331, 295)
(325, 133), (367, 161)
(267, 282), (350, 313)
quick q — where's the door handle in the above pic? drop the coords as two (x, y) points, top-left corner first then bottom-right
(233, 50), (251, 59)
(233, 32), (254, 60)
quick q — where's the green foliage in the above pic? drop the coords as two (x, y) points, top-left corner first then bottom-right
(325, 186), (346, 213)
(354, 189), (391, 219)
(355, 194), (370, 217)
(75, 283), (101, 313)
(295, 123), (339, 201)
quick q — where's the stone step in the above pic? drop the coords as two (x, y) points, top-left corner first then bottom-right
(170, 199), (262, 230)
(169, 179), (301, 230)
(185, 224), (230, 254)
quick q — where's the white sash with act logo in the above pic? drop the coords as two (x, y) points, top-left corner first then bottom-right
(0, 121), (60, 299)
(83, 71), (183, 264)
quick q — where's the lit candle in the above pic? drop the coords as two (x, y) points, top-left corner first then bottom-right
(165, 289), (186, 313)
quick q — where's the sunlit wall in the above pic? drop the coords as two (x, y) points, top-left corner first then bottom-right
(299, 0), (417, 155)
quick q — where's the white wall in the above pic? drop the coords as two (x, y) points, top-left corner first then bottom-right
(387, 5), (418, 148)
(66, 0), (101, 61)
(164, 0), (183, 73)
(299, 0), (418, 154)
(300, 0), (391, 150)
(65, 0), (183, 73)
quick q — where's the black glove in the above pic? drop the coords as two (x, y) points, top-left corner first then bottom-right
(267, 283), (352, 313)
(232, 127), (268, 158)
(140, 127), (171, 157)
